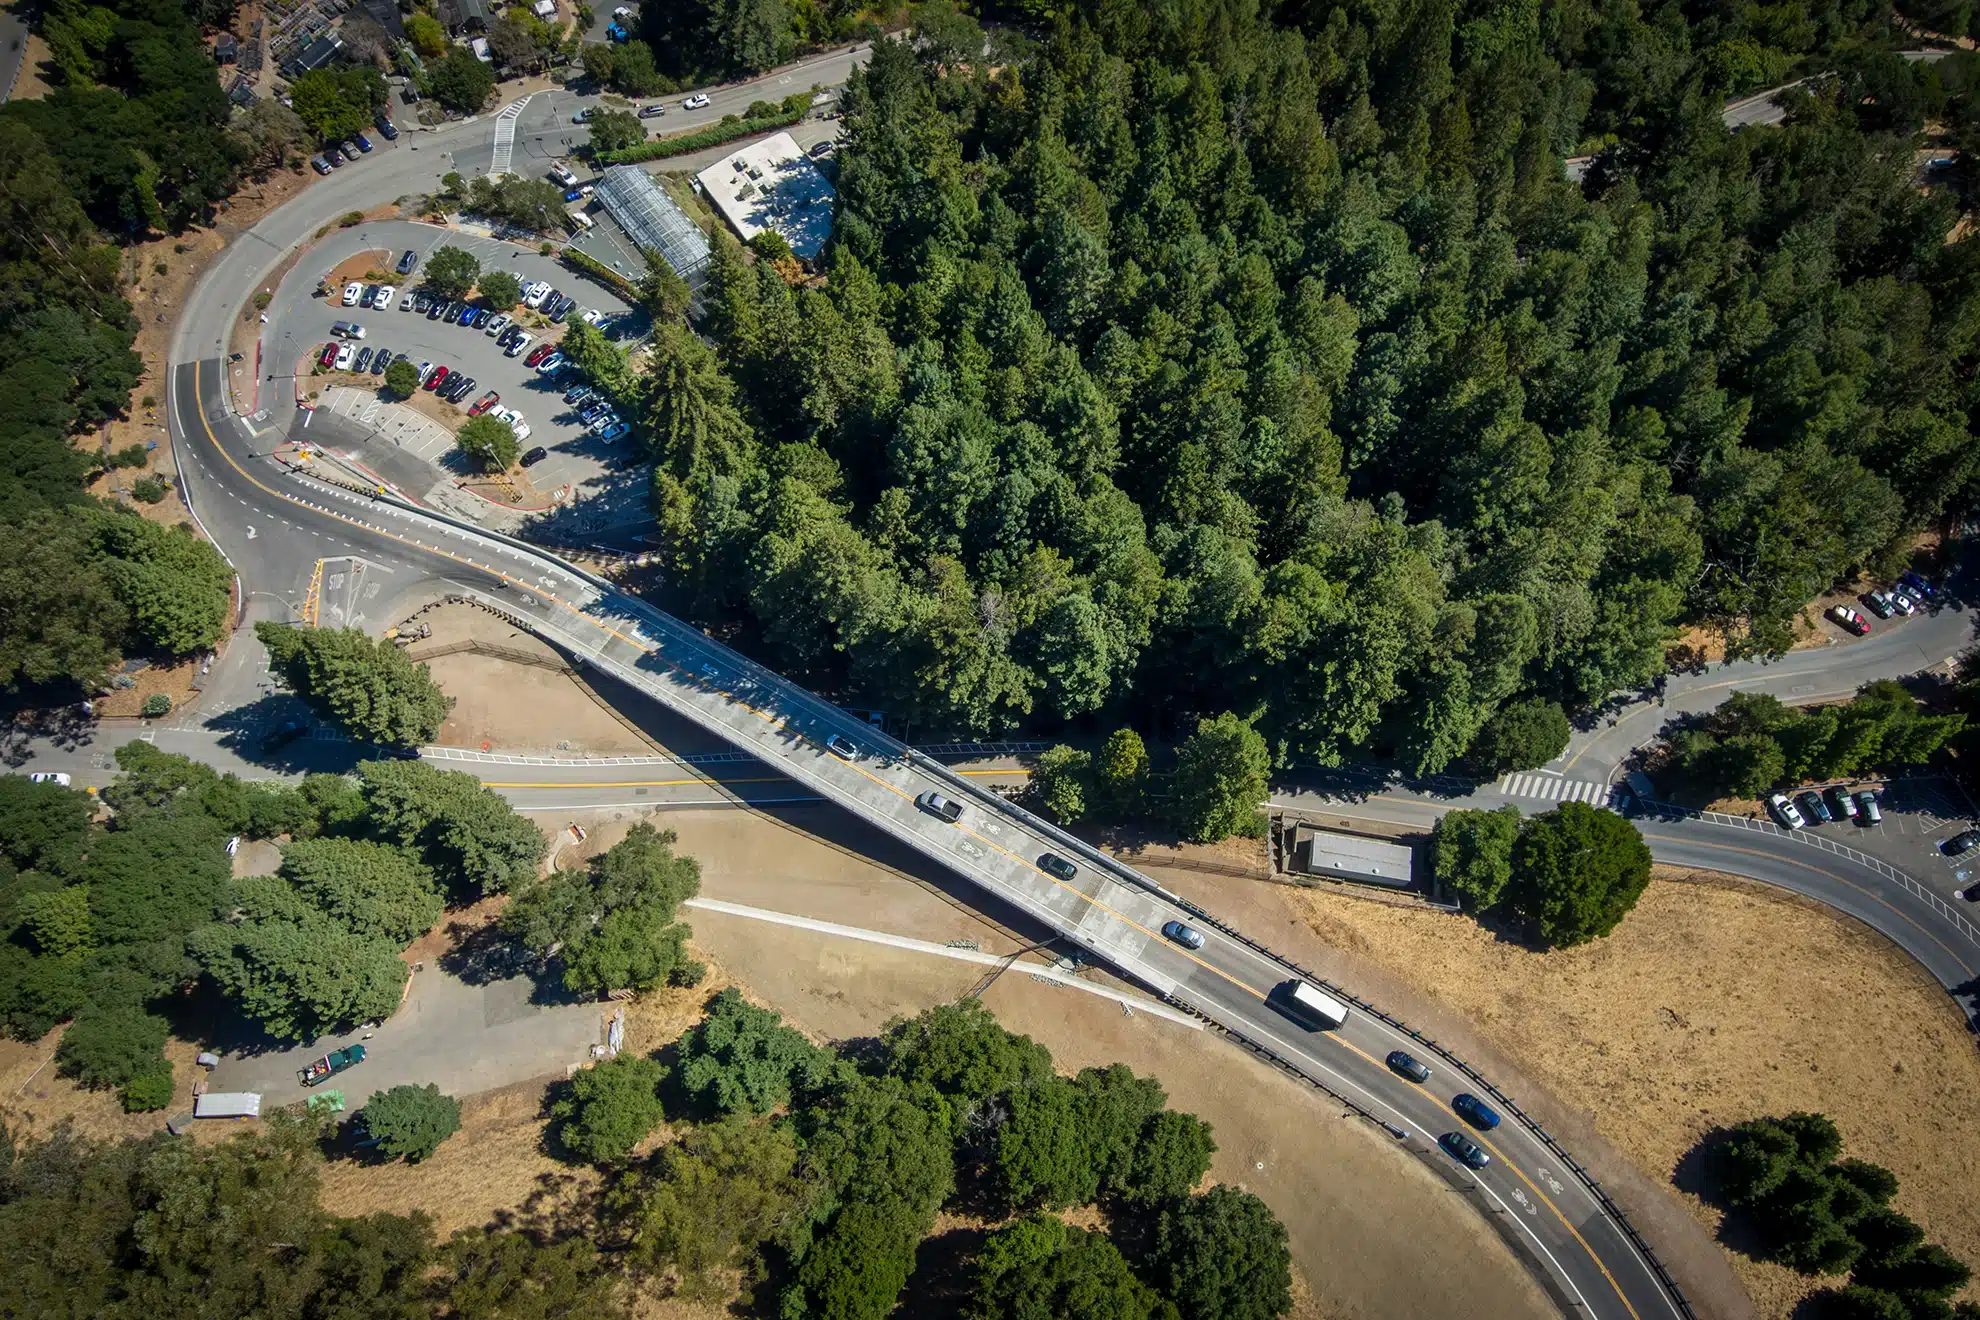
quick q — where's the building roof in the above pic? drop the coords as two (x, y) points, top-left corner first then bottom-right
(1297, 827), (1414, 886)
(592, 165), (711, 285)
(361, 0), (405, 40)
(282, 32), (344, 77)
(693, 131), (836, 259)
(439, 0), (492, 29)
(214, 32), (238, 60)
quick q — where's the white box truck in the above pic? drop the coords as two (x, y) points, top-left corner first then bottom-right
(1275, 980), (1350, 1031)
(193, 1091), (263, 1119)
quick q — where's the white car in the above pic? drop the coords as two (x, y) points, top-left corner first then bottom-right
(598, 420), (631, 443)
(486, 313), (511, 337)
(548, 163), (578, 188)
(588, 411), (619, 435)
(492, 406), (531, 442)
(334, 341), (356, 369)
(523, 282), (551, 309)
(415, 359), (435, 383)
(505, 331), (533, 357)
(399, 292), (415, 311)
(683, 93), (710, 110)
(613, 5), (632, 15)
(342, 282), (362, 306)
(27, 772), (72, 787)
(1768, 794), (1806, 829)
(580, 308), (606, 326)
(374, 284), (395, 308)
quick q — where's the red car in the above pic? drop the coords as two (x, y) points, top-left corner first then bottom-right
(468, 391), (500, 416)
(318, 342), (338, 368)
(1828, 604), (1870, 636)
(426, 365), (450, 391)
(524, 342), (554, 367)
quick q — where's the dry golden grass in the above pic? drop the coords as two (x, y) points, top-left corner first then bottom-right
(1287, 867), (1980, 1318)
(0, 1028), (206, 1144)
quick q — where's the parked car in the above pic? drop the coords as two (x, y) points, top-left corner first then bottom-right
(581, 308), (607, 326)
(520, 446), (549, 467)
(1856, 789), (1882, 824)
(524, 282), (552, 309)
(588, 412), (620, 435)
(1796, 790), (1832, 824)
(598, 420), (631, 443)
(359, 283), (379, 308)
(1865, 589), (1896, 618)
(639, 104), (666, 119)
(1943, 829), (1980, 857)
(413, 291), (432, 314)
(375, 115), (399, 141)
(1890, 589), (1919, 616)
(1161, 919), (1205, 950)
(310, 154), (332, 174)
(1451, 1093), (1501, 1130)
(353, 132), (373, 153)
(1038, 853), (1078, 882)
(809, 139), (837, 159)
(1440, 1132), (1491, 1170)
(505, 332), (533, 358)
(446, 375), (476, 403)
(371, 350), (392, 374)
(426, 298), (444, 319)
(525, 342), (555, 367)
(425, 365), (450, 390)
(1386, 1051), (1432, 1083)
(399, 292), (415, 311)
(1825, 785), (1858, 822)
(486, 314), (511, 338)
(259, 719), (310, 754)
(1828, 604), (1869, 636)
(333, 342), (355, 369)
(469, 391), (500, 416)
(564, 383), (594, 406)
(352, 347), (373, 372)
(1768, 793), (1805, 829)
(342, 282), (362, 306)
(571, 107), (594, 123)
(1899, 570), (1940, 601)
(825, 733), (858, 759)
(319, 342), (339, 368)
(415, 360), (435, 384)
(442, 301), (464, 324)
(298, 1044), (366, 1087)
(27, 772), (72, 787)
(549, 298), (573, 324)
(917, 791), (964, 823)
(537, 352), (564, 373)
(683, 93), (711, 109)
(340, 140), (360, 160)
(579, 401), (610, 423)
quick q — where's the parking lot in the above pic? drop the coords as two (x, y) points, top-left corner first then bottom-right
(275, 219), (644, 499)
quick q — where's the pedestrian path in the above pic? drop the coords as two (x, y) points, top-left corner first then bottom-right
(1497, 772), (1617, 805)
(319, 386), (454, 459)
(489, 95), (533, 179)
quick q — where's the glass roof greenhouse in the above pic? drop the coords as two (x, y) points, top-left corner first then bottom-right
(593, 165), (711, 285)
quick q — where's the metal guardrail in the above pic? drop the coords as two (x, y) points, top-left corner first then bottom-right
(266, 457), (1696, 1320)
(1646, 800), (1980, 950)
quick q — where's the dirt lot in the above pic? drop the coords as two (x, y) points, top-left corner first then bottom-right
(1287, 867), (1980, 1318)
(412, 602), (657, 755)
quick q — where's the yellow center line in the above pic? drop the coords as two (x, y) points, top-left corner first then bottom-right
(190, 363), (1640, 1316)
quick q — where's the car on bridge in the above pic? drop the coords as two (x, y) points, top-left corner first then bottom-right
(917, 791), (964, 823)
(1039, 853), (1078, 882)
(1440, 1131), (1491, 1170)
(1386, 1050), (1431, 1083)
(825, 733), (859, 759)
(1160, 919), (1204, 949)
(1452, 1092), (1500, 1130)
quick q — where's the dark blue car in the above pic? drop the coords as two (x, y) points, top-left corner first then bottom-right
(1452, 1092), (1500, 1130)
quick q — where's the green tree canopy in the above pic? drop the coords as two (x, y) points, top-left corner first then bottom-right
(587, 107), (646, 155)
(1173, 713), (1270, 843)
(424, 47), (496, 114)
(970, 1213), (1180, 1320)
(476, 269), (522, 309)
(419, 245), (482, 302)
(552, 1053), (667, 1163)
(617, 1115), (815, 1295)
(359, 1083), (462, 1162)
(1429, 805), (1522, 911)
(289, 66), (386, 142)
(1466, 699), (1572, 774)
(256, 622), (454, 747)
(676, 986), (839, 1116)
(1032, 744), (1091, 823)
(278, 836), (443, 946)
(503, 822), (702, 994)
(383, 357), (420, 398)
(456, 415), (519, 473)
(1150, 1186), (1294, 1320)
(357, 760), (546, 897)
(1506, 803), (1654, 947)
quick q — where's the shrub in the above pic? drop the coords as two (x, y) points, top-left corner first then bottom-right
(141, 693), (171, 717)
(595, 106), (807, 164)
(56, 1007), (170, 1089)
(139, 395), (157, 410)
(339, 210), (365, 227)
(253, 290), (272, 310)
(359, 1083), (461, 1161)
(552, 1054), (667, 1163)
(121, 1060), (176, 1111)
(109, 443), (150, 469)
(132, 476), (169, 504)
(152, 260), (168, 275)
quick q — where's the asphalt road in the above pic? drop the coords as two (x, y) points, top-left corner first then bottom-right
(84, 39), (1975, 1320)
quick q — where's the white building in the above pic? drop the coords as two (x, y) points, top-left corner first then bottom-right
(694, 131), (836, 259)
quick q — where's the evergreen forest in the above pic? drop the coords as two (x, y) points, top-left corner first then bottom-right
(636, 0), (1980, 771)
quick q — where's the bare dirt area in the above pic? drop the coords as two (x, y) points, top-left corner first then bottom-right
(1283, 866), (1980, 1318)
(541, 806), (1552, 1320)
(412, 602), (658, 755)
(0, 1027), (206, 1144)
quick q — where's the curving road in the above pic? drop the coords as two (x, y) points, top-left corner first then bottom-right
(134, 52), (1707, 1320)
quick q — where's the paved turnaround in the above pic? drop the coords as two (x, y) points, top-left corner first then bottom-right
(157, 50), (1690, 1320)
